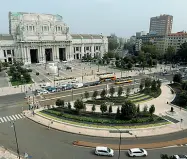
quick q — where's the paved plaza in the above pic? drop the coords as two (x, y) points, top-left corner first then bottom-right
(0, 146), (23, 159)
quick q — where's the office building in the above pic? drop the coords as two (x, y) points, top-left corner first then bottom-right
(149, 14), (173, 35)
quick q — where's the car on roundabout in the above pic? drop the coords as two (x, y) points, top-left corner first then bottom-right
(173, 154), (187, 159)
(128, 148), (148, 157)
(95, 146), (114, 157)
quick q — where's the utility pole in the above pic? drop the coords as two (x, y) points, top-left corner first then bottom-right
(12, 122), (20, 159)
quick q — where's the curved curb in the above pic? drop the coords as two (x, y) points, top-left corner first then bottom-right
(73, 138), (187, 150)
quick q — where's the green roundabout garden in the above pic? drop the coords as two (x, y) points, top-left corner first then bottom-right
(40, 78), (167, 128)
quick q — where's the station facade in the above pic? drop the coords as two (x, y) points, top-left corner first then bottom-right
(0, 12), (108, 64)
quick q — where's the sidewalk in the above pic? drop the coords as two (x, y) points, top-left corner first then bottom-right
(0, 146), (23, 159)
(25, 83), (187, 138)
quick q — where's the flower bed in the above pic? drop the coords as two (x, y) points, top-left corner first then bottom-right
(42, 109), (165, 126)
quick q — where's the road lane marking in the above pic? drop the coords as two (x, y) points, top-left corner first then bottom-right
(6, 116), (11, 121)
(0, 118), (4, 123)
(2, 117), (7, 122)
(17, 114), (23, 118)
(15, 114), (20, 119)
(12, 115), (17, 120)
(9, 116), (14, 121)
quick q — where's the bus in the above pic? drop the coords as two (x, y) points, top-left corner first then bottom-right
(99, 74), (116, 82)
(115, 76), (133, 84)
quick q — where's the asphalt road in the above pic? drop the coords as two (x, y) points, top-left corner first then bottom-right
(0, 118), (187, 159)
(0, 72), (186, 159)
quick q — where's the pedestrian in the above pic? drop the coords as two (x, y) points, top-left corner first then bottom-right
(32, 111), (35, 116)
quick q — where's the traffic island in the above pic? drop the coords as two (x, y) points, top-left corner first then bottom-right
(73, 138), (187, 150)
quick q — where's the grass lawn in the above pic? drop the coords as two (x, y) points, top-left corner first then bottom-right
(38, 111), (170, 129)
(85, 93), (152, 105)
(11, 80), (33, 86)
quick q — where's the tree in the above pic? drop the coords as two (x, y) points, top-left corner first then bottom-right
(92, 90), (98, 100)
(137, 104), (140, 114)
(147, 57), (153, 67)
(173, 73), (182, 83)
(84, 91), (89, 100)
(156, 80), (161, 88)
(56, 99), (64, 107)
(23, 73), (31, 83)
(83, 103), (86, 111)
(109, 86), (115, 97)
(100, 103), (107, 114)
(145, 78), (152, 88)
(121, 100), (137, 119)
(140, 83), (144, 91)
(92, 104), (96, 113)
(116, 107), (120, 118)
(108, 105), (113, 114)
(176, 42), (187, 61)
(100, 89), (107, 98)
(149, 104), (155, 117)
(179, 91), (187, 106)
(127, 62), (133, 69)
(126, 87), (130, 98)
(0, 61), (2, 72)
(151, 80), (157, 91)
(160, 154), (175, 159)
(108, 34), (119, 51)
(143, 105), (148, 113)
(118, 87), (123, 97)
(165, 46), (176, 62)
(74, 99), (84, 114)
(68, 102), (72, 110)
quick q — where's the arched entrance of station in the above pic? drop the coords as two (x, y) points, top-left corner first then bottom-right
(59, 48), (66, 61)
(45, 48), (53, 61)
(30, 49), (39, 63)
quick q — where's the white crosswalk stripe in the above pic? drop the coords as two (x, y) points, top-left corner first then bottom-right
(15, 115), (20, 119)
(0, 118), (4, 123)
(17, 114), (23, 118)
(2, 117), (7, 122)
(12, 115), (17, 120)
(9, 116), (14, 121)
(6, 116), (11, 121)
(0, 114), (24, 124)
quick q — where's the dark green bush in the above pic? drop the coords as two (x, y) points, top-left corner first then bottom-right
(43, 109), (164, 125)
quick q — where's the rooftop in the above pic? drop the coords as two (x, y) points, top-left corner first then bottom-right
(0, 34), (13, 40)
(71, 34), (103, 39)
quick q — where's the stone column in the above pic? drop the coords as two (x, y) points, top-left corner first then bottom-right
(91, 44), (94, 57)
(27, 47), (31, 64)
(81, 44), (84, 58)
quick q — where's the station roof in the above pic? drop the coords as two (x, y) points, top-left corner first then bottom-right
(0, 34), (13, 40)
(71, 34), (103, 39)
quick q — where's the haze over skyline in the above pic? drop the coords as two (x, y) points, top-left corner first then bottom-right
(1, 0), (187, 38)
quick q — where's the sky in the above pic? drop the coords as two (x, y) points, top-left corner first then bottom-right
(1, 0), (187, 38)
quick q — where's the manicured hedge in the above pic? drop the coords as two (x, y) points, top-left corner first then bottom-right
(42, 109), (164, 125)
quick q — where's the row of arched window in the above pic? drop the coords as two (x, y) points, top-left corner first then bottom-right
(25, 25), (64, 32)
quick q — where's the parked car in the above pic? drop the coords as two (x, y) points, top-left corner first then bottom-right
(46, 86), (56, 92)
(66, 66), (73, 70)
(95, 146), (114, 157)
(128, 148), (148, 157)
(72, 83), (83, 89)
(66, 84), (73, 90)
(173, 154), (187, 159)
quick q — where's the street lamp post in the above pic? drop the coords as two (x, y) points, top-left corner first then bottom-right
(12, 122), (20, 159)
(110, 127), (132, 159)
(72, 89), (74, 101)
